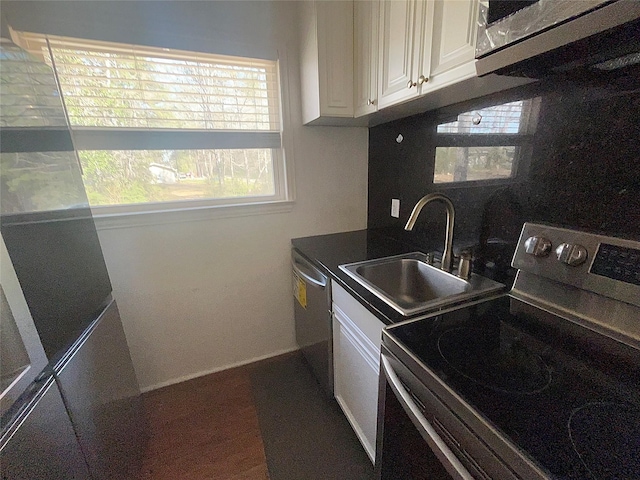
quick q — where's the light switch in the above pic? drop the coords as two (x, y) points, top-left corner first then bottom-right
(391, 199), (400, 218)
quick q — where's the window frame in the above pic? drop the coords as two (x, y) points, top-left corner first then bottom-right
(13, 32), (295, 223)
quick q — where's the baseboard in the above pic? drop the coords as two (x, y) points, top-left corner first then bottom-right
(140, 346), (300, 393)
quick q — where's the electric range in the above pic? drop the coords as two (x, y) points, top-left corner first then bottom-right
(378, 223), (640, 480)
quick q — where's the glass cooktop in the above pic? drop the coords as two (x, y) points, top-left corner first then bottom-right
(387, 294), (640, 479)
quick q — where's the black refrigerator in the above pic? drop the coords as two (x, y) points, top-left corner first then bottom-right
(0, 39), (147, 479)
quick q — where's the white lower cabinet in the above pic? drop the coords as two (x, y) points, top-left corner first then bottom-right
(332, 280), (385, 462)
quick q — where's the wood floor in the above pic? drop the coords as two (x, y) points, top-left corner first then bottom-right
(137, 363), (270, 480)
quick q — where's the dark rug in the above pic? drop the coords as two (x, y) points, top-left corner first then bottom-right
(250, 352), (375, 480)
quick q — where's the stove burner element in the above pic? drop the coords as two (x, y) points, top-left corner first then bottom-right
(437, 327), (551, 395)
(568, 402), (640, 480)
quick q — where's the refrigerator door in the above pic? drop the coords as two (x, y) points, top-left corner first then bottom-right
(1, 209), (112, 360)
(0, 375), (91, 479)
(0, 233), (48, 417)
(0, 42), (112, 362)
(55, 299), (147, 480)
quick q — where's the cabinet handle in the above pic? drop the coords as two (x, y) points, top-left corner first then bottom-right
(367, 99), (376, 106)
(407, 80), (417, 89)
(418, 75), (428, 85)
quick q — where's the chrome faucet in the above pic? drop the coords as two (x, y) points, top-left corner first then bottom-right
(404, 193), (455, 273)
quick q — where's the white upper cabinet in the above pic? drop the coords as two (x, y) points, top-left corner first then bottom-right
(300, 1), (354, 125)
(378, 0), (480, 110)
(354, 0), (379, 117)
(378, 0), (417, 109)
(299, 0), (490, 124)
(425, 0), (480, 91)
(377, 0), (434, 109)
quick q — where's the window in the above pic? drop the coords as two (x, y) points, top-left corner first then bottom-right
(14, 32), (289, 213)
(433, 99), (540, 184)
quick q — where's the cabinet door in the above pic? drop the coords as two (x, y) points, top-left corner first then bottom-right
(333, 307), (380, 463)
(378, 0), (419, 108)
(414, 0), (435, 94)
(378, 0), (436, 108)
(317, 1), (354, 117)
(300, 1), (354, 124)
(426, 0), (479, 88)
(354, 0), (379, 117)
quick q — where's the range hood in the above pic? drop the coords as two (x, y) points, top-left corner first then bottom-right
(476, 0), (640, 78)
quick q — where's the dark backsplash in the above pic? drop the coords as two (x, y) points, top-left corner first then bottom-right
(368, 71), (640, 283)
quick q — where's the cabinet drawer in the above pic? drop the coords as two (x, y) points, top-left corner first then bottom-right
(333, 311), (379, 461)
(332, 280), (385, 349)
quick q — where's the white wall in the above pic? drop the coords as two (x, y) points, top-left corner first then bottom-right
(4, 1), (369, 391)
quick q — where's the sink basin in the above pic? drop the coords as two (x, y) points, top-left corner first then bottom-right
(339, 252), (505, 316)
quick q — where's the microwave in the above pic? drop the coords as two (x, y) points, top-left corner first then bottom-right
(475, 0), (640, 78)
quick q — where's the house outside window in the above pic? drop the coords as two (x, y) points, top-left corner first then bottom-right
(13, 32), (290, 215)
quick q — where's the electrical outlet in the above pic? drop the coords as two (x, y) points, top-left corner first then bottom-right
(391, 199), (400, 218)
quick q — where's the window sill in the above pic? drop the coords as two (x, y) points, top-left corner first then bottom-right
(92, 200), (295, 230)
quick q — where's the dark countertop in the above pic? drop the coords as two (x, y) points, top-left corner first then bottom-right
(292, 228), (514, 325)
(291, 229), (446, 325)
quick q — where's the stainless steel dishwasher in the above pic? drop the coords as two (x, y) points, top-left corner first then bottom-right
(292, 248), (333, 396)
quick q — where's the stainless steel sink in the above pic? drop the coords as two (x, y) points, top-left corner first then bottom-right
(339, 252), (505, 316)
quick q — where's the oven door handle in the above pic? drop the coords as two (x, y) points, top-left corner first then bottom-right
(381, 353), (475, 480)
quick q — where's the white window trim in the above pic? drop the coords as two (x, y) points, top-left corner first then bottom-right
(90, 46), (296, 229)
(92, 199), (295, 230)
(73, 130), (283, 151)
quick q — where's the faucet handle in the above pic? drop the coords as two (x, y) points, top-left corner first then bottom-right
(457, 250), (472, 280)
(426, 252), (435, 265)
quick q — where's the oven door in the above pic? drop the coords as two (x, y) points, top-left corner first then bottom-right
(375, 347), (517, 480)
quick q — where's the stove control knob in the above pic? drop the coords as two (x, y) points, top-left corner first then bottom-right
(524, 236), (552, 257)
(555, 243), (588, 266)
